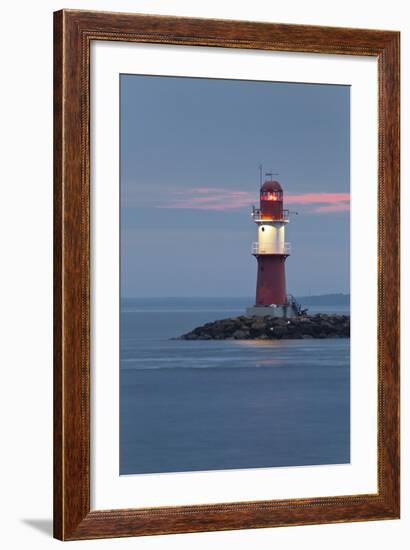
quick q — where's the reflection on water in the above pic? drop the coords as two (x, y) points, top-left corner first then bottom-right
(120, 298), (350, 475)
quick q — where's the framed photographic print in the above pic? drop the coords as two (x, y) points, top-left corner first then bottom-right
(54, 9), (400, 540)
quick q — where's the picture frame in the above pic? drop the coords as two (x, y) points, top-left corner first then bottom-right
(53, 9), (400, 540)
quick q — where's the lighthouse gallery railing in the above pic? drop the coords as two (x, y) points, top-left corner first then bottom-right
(251, 208), (290, 222)
(252, 242), (291, 255)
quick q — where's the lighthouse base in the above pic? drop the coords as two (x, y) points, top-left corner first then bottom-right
(246, 304), (297, 318)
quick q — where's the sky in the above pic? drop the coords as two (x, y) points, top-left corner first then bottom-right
(120, 74), (350, 298)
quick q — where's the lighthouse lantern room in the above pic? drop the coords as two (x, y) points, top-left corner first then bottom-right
(246, 178), (298, 318)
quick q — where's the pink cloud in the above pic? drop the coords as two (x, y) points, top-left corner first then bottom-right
(313, 203), (351, 213)
(156, 187), (350, 214)
(286, 192), (350, 213)
(286, 193), (350, 205)
(157, 187), (254, 211)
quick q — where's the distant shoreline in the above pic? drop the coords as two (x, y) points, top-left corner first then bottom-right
(295, 293), (350, 306)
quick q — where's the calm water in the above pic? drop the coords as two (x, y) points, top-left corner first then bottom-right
(120, 298), (350, 475)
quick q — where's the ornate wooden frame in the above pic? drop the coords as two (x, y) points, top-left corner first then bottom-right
(53, 9), (400, 540)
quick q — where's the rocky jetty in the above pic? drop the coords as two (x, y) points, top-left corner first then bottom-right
(178, 314), (350, 340)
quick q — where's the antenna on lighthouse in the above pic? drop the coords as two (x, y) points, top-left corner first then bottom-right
(265, 171), (279, 181)
(258, 164), (263, 189)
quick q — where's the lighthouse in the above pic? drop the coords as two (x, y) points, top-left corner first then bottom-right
(246, 179), (298, 317)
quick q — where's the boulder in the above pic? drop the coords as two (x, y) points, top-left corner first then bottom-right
(232, 329), (250, 339)
(178, 314), (350, 341)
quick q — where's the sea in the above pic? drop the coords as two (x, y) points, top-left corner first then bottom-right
(120, 297), (350, 475)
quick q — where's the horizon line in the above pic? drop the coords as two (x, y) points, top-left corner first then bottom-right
(121, 292), (351, 299)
